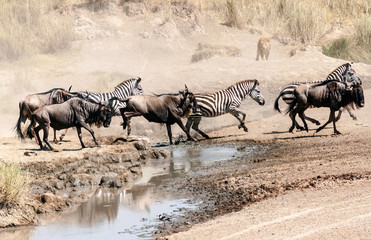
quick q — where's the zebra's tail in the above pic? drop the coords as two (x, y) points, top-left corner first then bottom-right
(286, 98), (298, 115)
(274, 92), (283, 113)
(15, 101), (27, 140)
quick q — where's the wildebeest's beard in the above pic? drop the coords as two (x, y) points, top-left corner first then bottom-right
(354, 86), (365, 108)
(102, 107), (113, 127)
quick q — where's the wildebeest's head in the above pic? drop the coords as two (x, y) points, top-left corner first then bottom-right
(249, 80), (265, 106)
(179, 85), (197, 118)
(352, 85), (365, 108)
(98, 102), (113, 128)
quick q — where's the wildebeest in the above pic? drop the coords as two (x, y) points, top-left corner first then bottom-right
(27, 97), (113, 152)
(274, 62), (362, 131)
(114, 86), (197, 145)
(16, 87), (74, 142)
(59, 77), (143, 141)
(287, 80), (364, 134)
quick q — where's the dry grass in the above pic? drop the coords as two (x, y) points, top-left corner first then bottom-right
(191, 42), (241, 62)
(0, 0), (369, 62)
(0, 0), (73, 61)
(0, 161), (30, 207)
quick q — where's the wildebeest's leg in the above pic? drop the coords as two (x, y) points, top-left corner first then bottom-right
(79, 122), (100, 147)
(174, 118), (196, 142)
(76, 126), (87, 148)
(304, 113), (321, 126)
(33, 125), (44, 150)
(229, 108), (248, 132)
(186, 116), (210, 139)
(316, 110), (340, 134)
(42, 123), (58, 152)
(166, 123), (173, 145)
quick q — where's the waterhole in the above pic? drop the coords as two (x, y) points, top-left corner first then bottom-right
(3, 145), (247, 240)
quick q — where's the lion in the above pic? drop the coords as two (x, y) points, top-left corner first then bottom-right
(256, 37), (271, 61)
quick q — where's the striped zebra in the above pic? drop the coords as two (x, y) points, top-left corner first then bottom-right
(59, 77), (143, 140)
(274, 62), (362, 130)
(186, 79), (265, 139)
(78, 77), (143, 116)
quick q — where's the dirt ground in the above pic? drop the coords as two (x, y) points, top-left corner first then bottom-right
(0, 4), (371, 239)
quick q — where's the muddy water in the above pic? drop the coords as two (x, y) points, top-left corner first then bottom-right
(3, 145), (244, 240)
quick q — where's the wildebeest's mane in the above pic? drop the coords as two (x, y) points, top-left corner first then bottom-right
(36, 87), (66, 95)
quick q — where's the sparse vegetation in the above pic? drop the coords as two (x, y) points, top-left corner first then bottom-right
(191, 42), (241, 62)
(0, 0), (369, 62)
(0, 161), (30, 207)
(0, 0), (73, 61)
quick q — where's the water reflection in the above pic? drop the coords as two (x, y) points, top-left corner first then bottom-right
(2, 145), (241, 240)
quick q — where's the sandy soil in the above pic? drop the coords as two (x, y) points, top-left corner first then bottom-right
(0, 4), (371, 238)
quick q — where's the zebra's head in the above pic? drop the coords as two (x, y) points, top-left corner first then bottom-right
(342, 62), (362, 86)
(133, 77), (144, 95)
(249, 80), (265, 106)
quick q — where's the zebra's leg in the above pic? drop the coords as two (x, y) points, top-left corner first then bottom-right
(336, 107), (356, 121)
(298, 111), (308, 132)
(335, 108), (343, 122)
(189, 116), (209, 139)
(289, 111), (305, 131)
(229, 108), (248, 132)
(59, 128), (69, 141)
(288, 109), (298, 133)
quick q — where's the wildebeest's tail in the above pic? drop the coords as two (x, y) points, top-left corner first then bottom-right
(274, 91), (284, 113)
(15, 101), (26, 139)
(27, 115), (35, 139)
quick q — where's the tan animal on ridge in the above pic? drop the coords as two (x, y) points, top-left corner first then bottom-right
(256, 37), (271, 61)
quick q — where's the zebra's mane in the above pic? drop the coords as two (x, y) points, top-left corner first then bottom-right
(326, 62), (352, 79)
(290, 80), (323, 85)
(226, 79), (257, 90)
(114, 78), (136, 92)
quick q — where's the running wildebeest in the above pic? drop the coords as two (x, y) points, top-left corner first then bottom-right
(27, 97), (113, 152)
(16, 87), (74, 142)
(274, 62), (362, 131)
(287, 80), (364, 134)
(114, 85), (197, 145)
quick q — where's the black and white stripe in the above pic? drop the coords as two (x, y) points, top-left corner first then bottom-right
(186, 79), (265, 138)
(79, 77), (143, 116)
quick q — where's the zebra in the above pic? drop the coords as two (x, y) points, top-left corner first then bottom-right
(274, 62), (362, 131)
(59, 77), (143, 141)
(186, 79), (265, 139)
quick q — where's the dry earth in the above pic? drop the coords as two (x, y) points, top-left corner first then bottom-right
(0, 4), (371, 239)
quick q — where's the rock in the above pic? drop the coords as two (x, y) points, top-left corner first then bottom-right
(99, 176), (123, 188)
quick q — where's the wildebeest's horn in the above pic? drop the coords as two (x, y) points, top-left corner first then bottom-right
(68, 85), (72, 92)
(185, 84), (188, 93)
